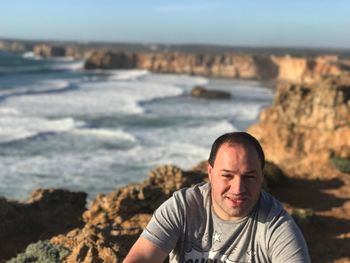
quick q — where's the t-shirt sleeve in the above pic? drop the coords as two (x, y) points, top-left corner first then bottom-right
(267, 213), (311, 263)
(141, 194), (184, 253)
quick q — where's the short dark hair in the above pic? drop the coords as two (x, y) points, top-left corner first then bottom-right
(208, 132), (265, 169)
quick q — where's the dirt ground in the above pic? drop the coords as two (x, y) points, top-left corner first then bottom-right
(271, 172), (350, 263)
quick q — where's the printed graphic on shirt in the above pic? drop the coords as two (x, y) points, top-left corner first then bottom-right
(184, 235), (257, 263)
(212, 231), (221, 243)
(184, 247), (257, 263)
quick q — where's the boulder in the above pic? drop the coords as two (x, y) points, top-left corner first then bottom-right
(190, 86), (231, 99)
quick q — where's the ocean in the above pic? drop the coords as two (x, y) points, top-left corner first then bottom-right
(0, 50), (273, 202)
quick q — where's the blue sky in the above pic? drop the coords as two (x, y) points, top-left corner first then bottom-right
(1, 0), (349, 48)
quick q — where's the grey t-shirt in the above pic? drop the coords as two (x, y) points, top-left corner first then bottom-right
(141, 183), (310, 263)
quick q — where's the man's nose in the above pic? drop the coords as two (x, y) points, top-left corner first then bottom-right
(230, 176), (245, 194)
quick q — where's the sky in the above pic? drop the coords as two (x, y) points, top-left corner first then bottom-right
(0, 0), (350, 49)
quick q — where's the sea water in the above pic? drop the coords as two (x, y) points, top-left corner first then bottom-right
(0, 50), (273, 201)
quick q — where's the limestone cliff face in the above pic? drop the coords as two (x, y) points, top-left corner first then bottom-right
(248, 74), (350, 178)
(0, 40), (31, 53)
(272, 55), (349, 84)
(83, 51), (279, 80)
(33, 44), (67, 57)
(136, 52), (279, 79)
(84, 50), (137, 69)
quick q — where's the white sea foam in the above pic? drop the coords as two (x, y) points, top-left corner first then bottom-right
(48, 56), (75, 62)
(0, 114), (81, 143)
(142, 73), (208, 89)
(22, 51), (42, 60)
(229, 84), (273, 101)
(71, 128), (136, 142)
(36, 79), (72, 92)
(108, 69), (150, 81)
(0, 79), (72, 97)
(0, 69), (273, 200)
(140, 120), (237, 149)
(2, 79), (184, 117)
(50, 60), (85, 71)
(0, 107), (21, 116)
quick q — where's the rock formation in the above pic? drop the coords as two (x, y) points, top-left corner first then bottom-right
(136, 52), (279, 80)
(272, 55), (350, 84)
(0, 40), (32, 53)
(4, 161), (346, 262)
(49, 165), (206, 262)
(33, 44), (67, 58)
(83, 51), (279, 80)
(84, 50), (137, 69)
(190, 86), (232, 99)
(0, 189), (86, 261)
(248, 74), (350, 178)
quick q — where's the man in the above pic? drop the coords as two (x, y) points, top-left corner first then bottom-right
(124, 132), (311, 262)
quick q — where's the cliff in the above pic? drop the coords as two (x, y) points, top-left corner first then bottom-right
(135, 52), (278, 80)
(83, 51), (350, 81)
(3, 40), (350, 82)
(248, 74), (350, 179)
(272, 55), (350, 84)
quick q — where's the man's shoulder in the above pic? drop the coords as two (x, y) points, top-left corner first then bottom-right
(172, 182), (210, 207)
(174, 182), (209, 196)
(258, 191), (291, 224)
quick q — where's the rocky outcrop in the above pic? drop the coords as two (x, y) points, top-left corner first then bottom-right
(84, 50), (137, 69)
(0, 189), (86, 261)
(248, 74), (350, 178)
(4, 161), (343, 262)
(190, 86), (232, 99)
(44, 162), (285, 262)
(49, 165), (206, 262)
(33, 44), (67, 58)
(272, 55), (350, 84)
(0, 40), (32, 53)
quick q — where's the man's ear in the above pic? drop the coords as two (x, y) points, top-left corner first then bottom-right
(208, 164), (213, 182)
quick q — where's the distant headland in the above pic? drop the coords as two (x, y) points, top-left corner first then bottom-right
(1, 38), (350, 85)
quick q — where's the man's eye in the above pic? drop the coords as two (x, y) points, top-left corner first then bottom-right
(246, 175), (257, 180)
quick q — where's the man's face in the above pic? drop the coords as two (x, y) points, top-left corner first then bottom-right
(208, 143), (263, 221)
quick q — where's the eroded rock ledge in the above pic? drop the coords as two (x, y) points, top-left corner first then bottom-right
(2, 162), (289, 262)
(248, 74), (350, 178)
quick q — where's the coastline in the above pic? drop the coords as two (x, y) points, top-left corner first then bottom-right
(0, 40), (350, 262)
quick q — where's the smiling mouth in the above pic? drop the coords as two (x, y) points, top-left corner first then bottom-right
(225, 196), (247, 206)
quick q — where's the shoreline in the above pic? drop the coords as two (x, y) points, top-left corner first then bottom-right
(1, 40), (350, 262)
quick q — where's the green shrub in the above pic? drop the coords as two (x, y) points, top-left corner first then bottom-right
(6, 240), (70, 263)
(330, 156), (350, 173)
